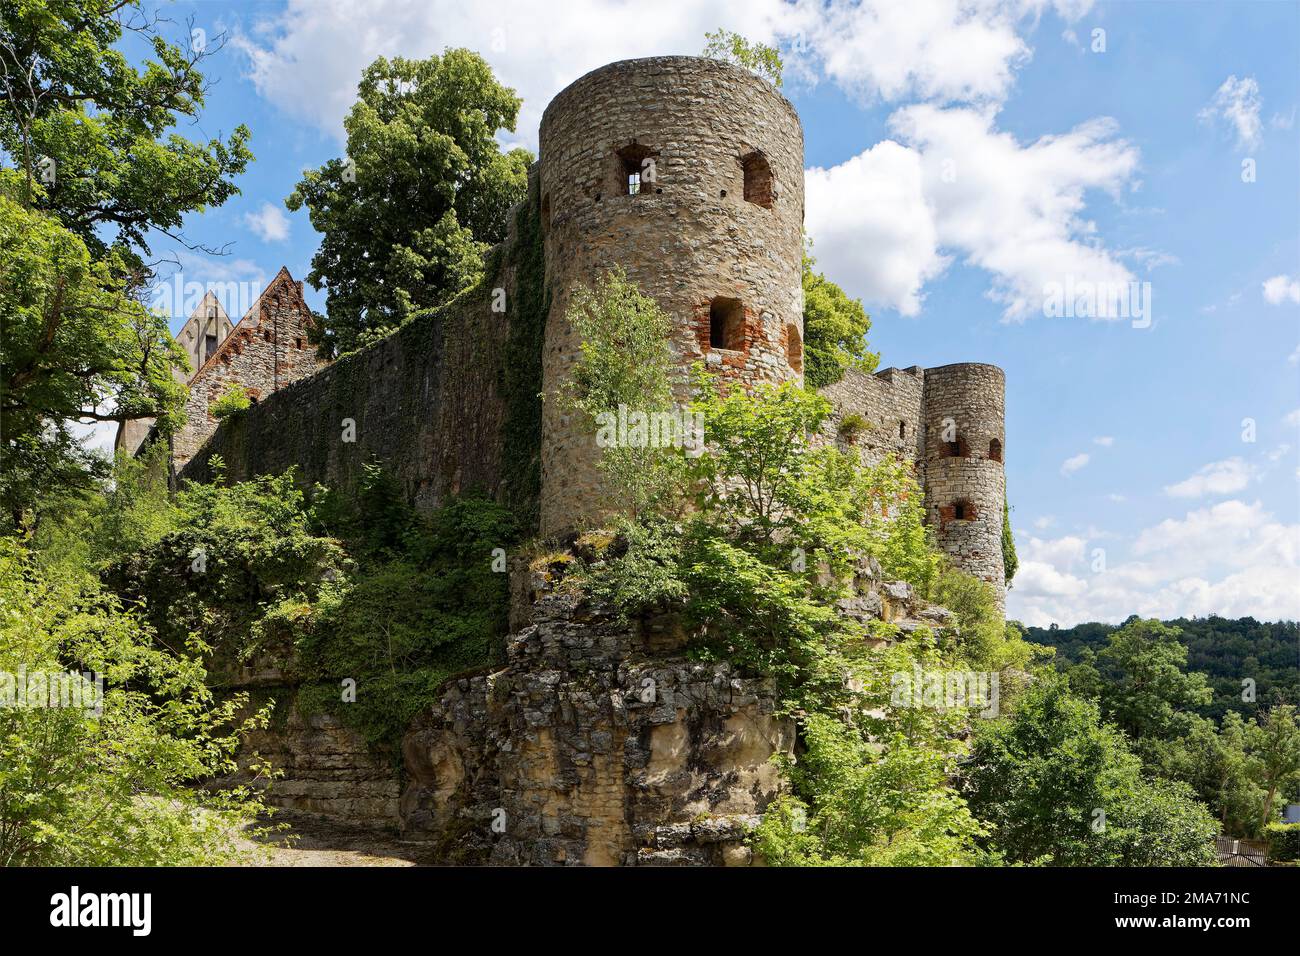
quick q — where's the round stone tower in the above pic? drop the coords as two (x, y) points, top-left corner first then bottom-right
(538, 56), (805, 536)
(921, 364), (1007, 610)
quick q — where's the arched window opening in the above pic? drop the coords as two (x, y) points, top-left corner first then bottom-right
(786, 323), (803, 373)
(953, 501), (968, 521)
(741, 151), (774, 208)
(709, 297), (745, 351)
(989, 438), (1003, 462)
(899, 421), (907, 440)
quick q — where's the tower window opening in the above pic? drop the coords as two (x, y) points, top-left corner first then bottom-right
(616, 143), (657, 197)
(899, 421), (907, 439)
(786, 323), (803, 373)
(989, 438), (1003, 462)
(204, 334), (218, 361)
(741, 151), (774, 208)
(953, 501), (967, 520)
(709, 297), (745, 351)
(943, 435), (970, 458)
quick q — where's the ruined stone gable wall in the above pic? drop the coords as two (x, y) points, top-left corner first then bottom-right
(921, 363), (1006, 609)
(538, 56), (805, 535)
(173, 270), (325, 470)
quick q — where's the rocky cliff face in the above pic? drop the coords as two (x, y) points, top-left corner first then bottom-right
(396, 550), (953, 865)
(224, 540), (954, 862)
(400, 586), (792, 866)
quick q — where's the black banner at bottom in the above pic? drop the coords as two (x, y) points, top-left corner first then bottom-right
(0, 865), (1294, 942)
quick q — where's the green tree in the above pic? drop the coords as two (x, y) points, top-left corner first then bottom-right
(702, 29), (783, 86)
(0, 0), (252, 262)
(561, 268), (687, 522)
(0, 537), (271, 865)
(1082, 618), (1214, 744)
(1001, 499), (1017, 584)
(287, 50), (532, 356)
(0, 189), (187, 530)
(1246, 705), (1300, 831)
(801, 249), (879, 389)
(963, 677), (1218, 865)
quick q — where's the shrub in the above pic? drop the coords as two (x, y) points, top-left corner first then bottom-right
(210, 382), (251, 419)
(1265, 822), (1300, 862)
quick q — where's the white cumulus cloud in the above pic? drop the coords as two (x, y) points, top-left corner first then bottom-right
(1263, 274), (1300, 305)
(1060, 452), (1090, 476)
(1163, 457), (1254, 498)
(1008, 501), (1300, 626)
(243, 202), (291, 243)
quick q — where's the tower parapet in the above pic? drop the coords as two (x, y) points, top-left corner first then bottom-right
(538, 56), (805, 535)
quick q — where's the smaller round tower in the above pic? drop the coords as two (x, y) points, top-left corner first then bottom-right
(921, 364), (1007, 611)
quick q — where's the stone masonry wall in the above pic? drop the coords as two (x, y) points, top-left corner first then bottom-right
(538, 56), (806, 536)
(817, 365), (925, 465)
(173, 268), (325, 471)
(178, 208), (532, 512)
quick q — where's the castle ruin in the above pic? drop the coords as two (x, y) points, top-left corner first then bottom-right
(176, 55), (1008, 607)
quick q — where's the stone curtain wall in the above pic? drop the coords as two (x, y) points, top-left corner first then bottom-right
(921, 364), (1007, 609)
(178, 194), (541, 512)
(537, 56), (806, 536)
(817, 365), (926, 465)
(173, 268), (326, 470)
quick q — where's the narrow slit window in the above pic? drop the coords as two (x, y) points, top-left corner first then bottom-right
(899, 421), (907, 439)
(741, 151), (774, 208)
(786, 324), (803, 373)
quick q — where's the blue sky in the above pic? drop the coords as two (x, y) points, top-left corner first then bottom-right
(100, 0), (1299, 626)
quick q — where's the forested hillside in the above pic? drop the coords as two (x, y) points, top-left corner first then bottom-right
(1026, 617), (1299, 719)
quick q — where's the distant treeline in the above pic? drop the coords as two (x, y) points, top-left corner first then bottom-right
(1026, 616), (1299, 719)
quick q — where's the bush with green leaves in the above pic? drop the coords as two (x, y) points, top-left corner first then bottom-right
(1265, 822), (1300, 862)
(561, 267), (687, 521)
(0, 538), (271, 865)
(702, 29), (784, 86)
(210, 383), (252, 420)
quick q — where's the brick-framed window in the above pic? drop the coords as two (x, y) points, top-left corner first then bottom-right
(785, 323), (803, 372)
(709, 297), (745, 351)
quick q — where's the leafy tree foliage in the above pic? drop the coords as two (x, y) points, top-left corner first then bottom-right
(0, 0), (252, 262)
(287, 51), (532, 356)
(0, 188), (187, 529)
(561, 268), (685, 520)
(1001, 498), (1017, 583)
(801, 249), (879, 389)
(0, 536), (271, 865)
(1026, 615), (1299, 718)
(702, 29), (784, 86)
(963, 677), (1219, 865)
(105, 461), (516, 761)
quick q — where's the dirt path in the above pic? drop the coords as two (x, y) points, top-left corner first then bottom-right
(234, 810), (443, 867)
